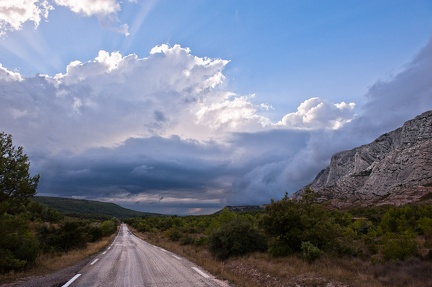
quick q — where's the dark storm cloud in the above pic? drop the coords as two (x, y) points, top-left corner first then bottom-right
(35, 136), (239, 199)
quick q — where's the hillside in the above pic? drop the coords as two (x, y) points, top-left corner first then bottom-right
(215, 205), (265, 214)
(33, 196), (159, 219)
(295, 110), (432, 208)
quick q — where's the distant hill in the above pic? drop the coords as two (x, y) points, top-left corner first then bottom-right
(33, 196), (160, 219)
(215, 205), (266, 214)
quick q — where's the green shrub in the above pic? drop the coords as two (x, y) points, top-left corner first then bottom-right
(208, 218), (267, 260)
(57, 220), (88, 251)
(301, 241), (322, 262)
(166, 227), (182, 241)
(179, 234), (194, 245)
(195, 236), (207, 246)
(268, 242), (293, 257)
(0, 249), (27, 272)
(260, 191), (341, 253)
(381, 232), (418, 261)
(205, 208), (237, 234)
(418, 217), (432, 236)
(100, 220), (116, 236)
(0, 214), (39, 273)
(352, 219), (373, 235)
(88, 224), (103, 242)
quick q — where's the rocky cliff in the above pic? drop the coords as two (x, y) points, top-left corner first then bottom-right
(295, 110), (432, 208)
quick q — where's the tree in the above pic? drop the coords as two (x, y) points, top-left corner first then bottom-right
(260, 190), (341, 255)
(0, 132), (39, 214)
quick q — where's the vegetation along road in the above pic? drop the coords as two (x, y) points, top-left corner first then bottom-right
(62, 224), (229, 287)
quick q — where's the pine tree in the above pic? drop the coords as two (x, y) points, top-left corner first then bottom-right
(0, 132), (39, 214)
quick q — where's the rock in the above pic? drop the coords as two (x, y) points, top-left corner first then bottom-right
(294, 110), (432, 208)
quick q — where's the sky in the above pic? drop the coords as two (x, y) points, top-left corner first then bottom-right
(0, 0), (431, 215)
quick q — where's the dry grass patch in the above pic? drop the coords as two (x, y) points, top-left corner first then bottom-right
(0, 233), (115, 284)
(371, 258), (432, 287)
(222, 254), (382, 287)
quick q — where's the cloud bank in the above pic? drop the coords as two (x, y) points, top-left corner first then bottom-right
(1, 38), (431, 214)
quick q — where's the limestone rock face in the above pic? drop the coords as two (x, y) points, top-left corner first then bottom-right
(295, 110), (432, 207)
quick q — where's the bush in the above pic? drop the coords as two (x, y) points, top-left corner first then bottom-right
(100, 220), (116, 237)
(260, 191), (341, 253)
(59, 220), (89, 251)
(166, 227), (182, 241)
(381, 232), (418, 261)
(268, 242), (293, 257)
(0, 249), (27, 272)
(194, 236), (207, 246)
(0, 214), (39, 273)
(39, 220), (89, 252)
(88, 224), (103, 242)
(352, 219), (373, 235)
(301, 241), (322, 262)
(179, 234), (194, 245)
(208, 218), (267, 260)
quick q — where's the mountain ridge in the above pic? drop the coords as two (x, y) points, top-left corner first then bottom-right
(295, 110), (432, 207)
(33, 196), (160, 219)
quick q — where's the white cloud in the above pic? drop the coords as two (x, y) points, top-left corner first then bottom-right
(278, 97), (356, 130)
(0, 0), (53, 36)
(53, 0), (119, 16)
(0, 0), (129, 36)
(195, 95), (271, 132)
(0, 43), (396, 165)
(0, 45), (257, 152)
(0, 63), (23, 81)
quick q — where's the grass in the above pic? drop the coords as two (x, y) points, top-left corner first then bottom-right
(0, 233), (116, 284)
(130, 226), (432, 287)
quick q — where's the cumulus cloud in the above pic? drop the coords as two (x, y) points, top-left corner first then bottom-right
(0, 0), (129, 36)
(0, 0), (53, 36)
(0, 63), (23, 81)
(195, 94), (271, 132)
(1, 45), (239, 153)
(2, 44), (354, 156)
(278, 97), (356, 130)
(53, 0), (120, 16)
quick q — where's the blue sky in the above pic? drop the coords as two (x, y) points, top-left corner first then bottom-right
(1, 0), (431, 214)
